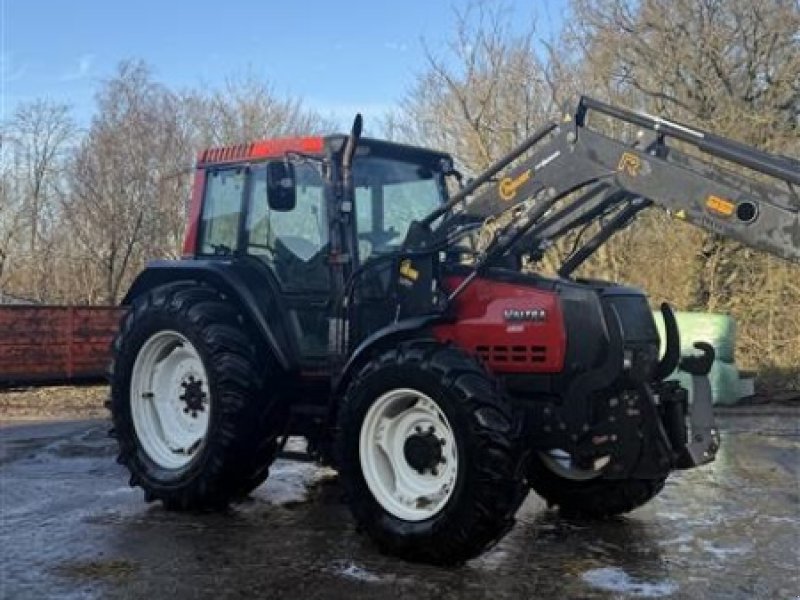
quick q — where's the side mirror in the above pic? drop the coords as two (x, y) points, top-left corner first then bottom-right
(266, 161), (296, 211)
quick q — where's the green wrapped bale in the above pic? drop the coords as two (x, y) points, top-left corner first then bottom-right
(665, 361), (744, 406)
(653, 310), (737, 364)
(653, 310), (745, 405)
(709, 360), (744, 405)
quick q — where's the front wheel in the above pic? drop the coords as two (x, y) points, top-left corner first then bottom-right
(337, 342), (527, 565)
(527, 453), (666, 518)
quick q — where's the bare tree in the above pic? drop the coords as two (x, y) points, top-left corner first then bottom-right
(396, 0), (799, 389)
(0, 6), (794, 388)
(0, 101), (75, 300)
(391, 2), (556, 171)
(64, 61), (186, 303)
(4, 100), (76, 252)
(566, 0), (800, 385)
(61, 61), (334, 304)
(182, 72), (334, 147)
(0, 147), (20, 289)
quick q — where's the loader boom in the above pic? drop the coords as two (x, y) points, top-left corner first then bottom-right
(433, 96), (799, 269)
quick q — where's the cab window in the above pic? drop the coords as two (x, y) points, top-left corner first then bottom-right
(246, 162), (329, 291)
(354, 156), (444, 261)
(199, 168), (245, 255)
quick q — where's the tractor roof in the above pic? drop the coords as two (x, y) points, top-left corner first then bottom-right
(196, 135), (451, 167)
(196, 136), (324, 166)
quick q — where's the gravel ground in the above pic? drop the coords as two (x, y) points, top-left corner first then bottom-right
(0, 394), (798, 599)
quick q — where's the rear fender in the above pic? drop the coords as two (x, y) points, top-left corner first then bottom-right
(123, 259), (295, 371)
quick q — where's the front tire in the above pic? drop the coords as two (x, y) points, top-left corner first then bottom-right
(527, 454), (666, 518)
(337, 342), (527, 565)
(110, 282), (287, 510)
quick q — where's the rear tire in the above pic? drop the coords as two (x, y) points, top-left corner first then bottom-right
(337, 341), (527, 565)
(109, 282), (287, 510)
(527, 455), (666, 518)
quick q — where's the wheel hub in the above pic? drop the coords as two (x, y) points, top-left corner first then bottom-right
(179, 376), (206, 417)
(403, 430), (444, 474)
(359, 388), (458, 522)
(539, 448), (605, 481)
(130, 331), (211, 470)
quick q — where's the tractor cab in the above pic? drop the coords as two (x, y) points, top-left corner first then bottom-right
(180, 135), (454, 366)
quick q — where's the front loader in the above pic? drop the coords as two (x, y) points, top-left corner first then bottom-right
(109, 97), (799, 565)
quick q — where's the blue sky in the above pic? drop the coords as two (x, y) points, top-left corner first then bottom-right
(1, 0), (567, 129)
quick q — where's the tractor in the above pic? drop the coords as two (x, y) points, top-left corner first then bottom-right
(109, 97), (800, 564)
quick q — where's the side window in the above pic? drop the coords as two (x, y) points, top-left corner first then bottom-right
(247, 162), (329, 291)
(199, 168), (245, 255)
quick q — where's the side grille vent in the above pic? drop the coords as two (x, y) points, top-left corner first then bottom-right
(476, 345), (547, 364)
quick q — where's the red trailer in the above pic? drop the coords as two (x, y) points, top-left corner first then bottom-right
(0, 306), (125, 385)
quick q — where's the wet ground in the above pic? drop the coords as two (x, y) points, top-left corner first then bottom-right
(1, 408), (798, 599)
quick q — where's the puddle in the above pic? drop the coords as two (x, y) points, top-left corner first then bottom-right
(328, 560), (384, 583)
(253, 460), (337, 507)
(582, 567), (678, 598)
(700, 541), (751, 559)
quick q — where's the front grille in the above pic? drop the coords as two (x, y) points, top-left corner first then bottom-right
(476, 345), (547, 364)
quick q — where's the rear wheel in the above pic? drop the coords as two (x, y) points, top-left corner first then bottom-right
(109, 282), (287, 510)
(337, 341), (527, 565)
(527, 452), (666, 518)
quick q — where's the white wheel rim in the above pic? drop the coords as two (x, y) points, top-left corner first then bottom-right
(359, 388), (458, 521)
(538, 449), (606, 481)
(130, 331), (211, 470)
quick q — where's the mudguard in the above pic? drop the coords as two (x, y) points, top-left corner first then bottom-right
(333, 315), (444, 396)
(122, 259), (296, 371)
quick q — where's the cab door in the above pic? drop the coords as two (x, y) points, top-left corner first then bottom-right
(244, 162), (331, 363)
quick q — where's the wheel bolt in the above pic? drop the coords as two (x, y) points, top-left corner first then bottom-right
(439, 438), (446, 446)
(428, 426), (435, 434)
(415, 426), (422, 434)
(431, 467), (438, 476)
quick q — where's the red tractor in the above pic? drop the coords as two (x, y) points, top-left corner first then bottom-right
(110, 97), (800, 564)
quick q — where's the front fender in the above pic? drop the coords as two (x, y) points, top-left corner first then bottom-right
(333, 315), (444, 397)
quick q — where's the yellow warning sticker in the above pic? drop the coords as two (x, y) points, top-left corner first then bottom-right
(399, 259), (419, 282)
(705, 195), (735, 217)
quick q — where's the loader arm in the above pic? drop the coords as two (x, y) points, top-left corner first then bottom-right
(440, 96), (799, 270)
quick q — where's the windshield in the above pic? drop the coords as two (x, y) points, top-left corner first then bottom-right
(353, 154), (446, 261)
